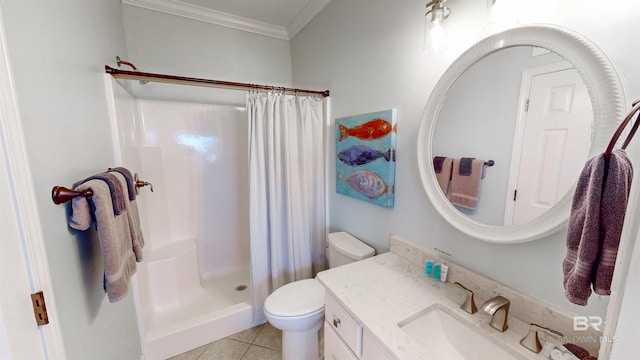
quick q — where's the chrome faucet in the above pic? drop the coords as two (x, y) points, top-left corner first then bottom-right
(481, 295), (510, 332)
(454, 282), (477, 314)
(520, 323), (563, 353)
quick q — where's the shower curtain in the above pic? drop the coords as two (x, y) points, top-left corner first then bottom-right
(247, 91), (327, 323)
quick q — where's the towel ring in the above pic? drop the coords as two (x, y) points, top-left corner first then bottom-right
(604, 99), (640, 160)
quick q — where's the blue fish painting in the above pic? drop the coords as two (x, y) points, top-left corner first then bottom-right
(339, 170), (392, 199)
(337, 146), (395, 167)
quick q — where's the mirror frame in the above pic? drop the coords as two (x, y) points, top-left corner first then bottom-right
(417, 24), (625, 243)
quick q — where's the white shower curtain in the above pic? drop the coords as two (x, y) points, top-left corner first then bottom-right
(247, 91), (327, 323)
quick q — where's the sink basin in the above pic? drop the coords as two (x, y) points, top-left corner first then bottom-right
(398, 304), (517, 359)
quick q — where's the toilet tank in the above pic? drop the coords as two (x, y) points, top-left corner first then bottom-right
(327, 232), (375, 269)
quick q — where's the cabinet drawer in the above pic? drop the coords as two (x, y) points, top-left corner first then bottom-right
(325, 293), (362, 357)
(324, 322), (359, 360)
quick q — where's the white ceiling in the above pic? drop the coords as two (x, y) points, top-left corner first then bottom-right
(123, 0), (331, 40)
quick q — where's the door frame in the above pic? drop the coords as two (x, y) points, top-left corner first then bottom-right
(0, 4), (66, 358)
(503, 60), (573, 225)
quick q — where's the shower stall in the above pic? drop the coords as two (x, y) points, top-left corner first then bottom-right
(105, 77), (258, 359)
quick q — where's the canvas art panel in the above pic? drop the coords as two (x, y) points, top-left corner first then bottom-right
(336, 109), (397, 208)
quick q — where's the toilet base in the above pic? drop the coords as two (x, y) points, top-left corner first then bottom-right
(281, 321), (322, 360)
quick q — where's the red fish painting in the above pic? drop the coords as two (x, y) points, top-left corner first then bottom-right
(338, 118), (395, 142)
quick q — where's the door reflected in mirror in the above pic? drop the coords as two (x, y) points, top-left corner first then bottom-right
(432, 46), (592, 226)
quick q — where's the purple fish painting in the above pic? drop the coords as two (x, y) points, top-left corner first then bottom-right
(339, 170), (392, 199)
(337, 146), (395, 167)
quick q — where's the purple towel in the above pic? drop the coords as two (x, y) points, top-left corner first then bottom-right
(459, 157), (475, 176)
(83, 173), (126, 215)
(108, 167), (136, 200)
(563, 149), (633, 305)
(433, 156), (446, 173)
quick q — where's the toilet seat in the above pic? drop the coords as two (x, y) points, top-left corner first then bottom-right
(264, 278), (325, 317)
(264, 305), (324, 322)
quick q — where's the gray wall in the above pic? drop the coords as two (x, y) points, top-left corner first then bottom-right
(0, 1), (140, 359)
(121, 5), (293, 105)
(291, 0), (640, 319)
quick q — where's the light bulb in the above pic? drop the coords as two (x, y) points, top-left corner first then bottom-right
(430, 22), (447, 53)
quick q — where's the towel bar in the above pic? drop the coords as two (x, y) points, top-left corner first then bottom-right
(52, 172), (152, 204)
(51, 186), (93, 204)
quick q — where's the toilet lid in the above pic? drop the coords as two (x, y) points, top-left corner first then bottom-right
(264, 278), (325, 317)
(328, 232), (375, 260)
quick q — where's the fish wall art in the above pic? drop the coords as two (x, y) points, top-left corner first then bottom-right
(336, 109), (397, 208)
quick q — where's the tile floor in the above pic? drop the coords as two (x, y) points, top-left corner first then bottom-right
(169, 323), (282, 360)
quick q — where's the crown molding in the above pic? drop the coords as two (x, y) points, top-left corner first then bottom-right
(287, 0), (330, 39)
(123, 0), (289, 39)
(123, 0), (329, 40)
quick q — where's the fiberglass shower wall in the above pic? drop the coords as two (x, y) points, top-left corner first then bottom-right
(108, 78), (250, 280)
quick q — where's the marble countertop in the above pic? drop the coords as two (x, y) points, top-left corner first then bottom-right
(317, 252), (548, 360)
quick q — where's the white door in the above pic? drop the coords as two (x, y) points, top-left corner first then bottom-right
(0, 4), (63, 357)
(0, 140), (47, 359)
(506, 64), (592, 225)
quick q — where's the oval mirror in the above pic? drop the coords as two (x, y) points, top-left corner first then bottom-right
(417, 25), (625, 243)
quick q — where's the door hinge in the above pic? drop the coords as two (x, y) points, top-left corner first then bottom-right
(513, 189), (518, 201)
(524, 99), (529, 112)
(31, 291), (49, 325)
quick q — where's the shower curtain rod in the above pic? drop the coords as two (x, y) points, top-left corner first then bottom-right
(105, 65), (330, 97)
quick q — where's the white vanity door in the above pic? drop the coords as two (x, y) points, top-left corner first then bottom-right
(325, 293), (363, 356)
(325, 322), (359, 360)
(362, 331), (391, 360)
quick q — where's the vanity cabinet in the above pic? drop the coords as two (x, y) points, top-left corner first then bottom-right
(324, 322), (359, 360)
(325, 293), (362, 358)
(324, 293), (391, 360)
(362, 332), (391, 360)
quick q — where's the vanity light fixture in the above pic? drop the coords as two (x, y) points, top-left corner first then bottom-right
(426, 0), (450, 24)
(424, 0), (450, 53)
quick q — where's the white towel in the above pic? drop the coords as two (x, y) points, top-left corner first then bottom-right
(434, 157), (453, 195)
(70, 179), (137, 303)
(450, 158), (485, 209)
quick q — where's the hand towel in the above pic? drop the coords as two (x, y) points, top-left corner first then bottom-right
(433, 156), (453, 194)
(594, 149), (633, 294)
(433, 156), (446, 172)
(69, 179), (137, 303)
(459, 157), (474, 176)
(109, 171), (145, 261)
(563, 343), (590, 359)
(82, 173), (126, 215)
(563, 149), (633, 305)
(450, 158), (485, 209)
(108, 167), (136, 200)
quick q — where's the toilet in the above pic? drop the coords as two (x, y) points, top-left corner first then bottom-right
(263, 232), (375, 360)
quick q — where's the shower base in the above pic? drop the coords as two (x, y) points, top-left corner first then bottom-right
(135, 239), (257, 360)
